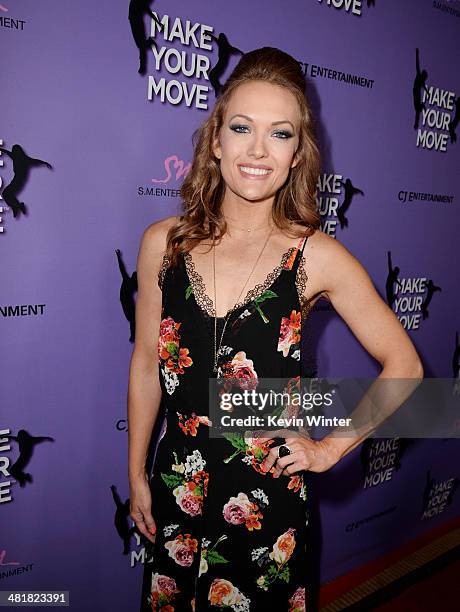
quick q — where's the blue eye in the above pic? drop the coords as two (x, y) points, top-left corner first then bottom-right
(229, 124), (249, 133)
(273, 130), (293, 139)
(230, 124), (293, 140)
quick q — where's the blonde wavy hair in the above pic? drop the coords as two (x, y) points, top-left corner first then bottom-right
(165, 46), (322, 265)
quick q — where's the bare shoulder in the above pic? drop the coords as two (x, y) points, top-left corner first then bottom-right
(302, 229), (370, 302)
(136, 215), (180, 284)
(133, 216), (181, 357)
(140, 215), (181, 258)
(306, 229), (357, 271)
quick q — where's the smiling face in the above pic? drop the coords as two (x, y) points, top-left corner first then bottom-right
(212, 80), (301, 206)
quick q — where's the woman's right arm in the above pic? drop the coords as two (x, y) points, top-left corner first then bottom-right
(127, 216), (177, 543)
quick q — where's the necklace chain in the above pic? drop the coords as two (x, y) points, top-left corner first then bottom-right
(212, 226), (274, 373)
(224, 216), (272, 233)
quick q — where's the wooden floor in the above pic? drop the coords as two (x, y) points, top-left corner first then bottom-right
(374, 555), (460, 611)
(318, 516), (460, 612)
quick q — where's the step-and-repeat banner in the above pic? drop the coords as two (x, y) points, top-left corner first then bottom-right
(2, 0), (459, 609)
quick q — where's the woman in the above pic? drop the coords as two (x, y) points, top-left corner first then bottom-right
(129, 47), (423, 611)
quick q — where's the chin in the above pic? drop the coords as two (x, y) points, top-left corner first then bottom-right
(237, 191), (273, 203)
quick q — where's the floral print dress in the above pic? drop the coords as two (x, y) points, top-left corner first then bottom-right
(140, 231), (314, 612)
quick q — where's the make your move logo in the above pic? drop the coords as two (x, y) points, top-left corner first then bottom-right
(385, 251), (441, 331)
(360, 437), (410, 489)
(0, 429), (12, 504)
(413, 48), (459, 152)
(1, 429), (54, 504)
(316, 0), (376, 17)
(421, 469), (459, 520)
(129, 2), (244, 110)
(316, 172), (364, 236)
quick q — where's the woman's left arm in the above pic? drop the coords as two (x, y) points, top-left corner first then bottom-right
(263, 233), (424, 477)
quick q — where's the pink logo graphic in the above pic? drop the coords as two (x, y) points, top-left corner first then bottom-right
(0, 549), (20, 566)
(152, 155), (191, 184)
(0, 4), (8, 12)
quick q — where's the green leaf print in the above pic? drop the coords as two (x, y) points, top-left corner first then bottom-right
(222, 432), (247, 463)
(157, 592), (169, 607)
(252, 447), (266, 461)
(222, 432), (247, 449)
(165, 341), (179, 357)
(255, 290), (278, 303)
(279, 566), (290, 583)
(185, 284), (194, 299)
(253, 290), (278, 324)
(206, 550), (229, 565)
(267, 565), (277, 577)
(160, 473), (183, 488)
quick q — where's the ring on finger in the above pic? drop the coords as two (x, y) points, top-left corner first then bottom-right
(277, 444), (292, 459)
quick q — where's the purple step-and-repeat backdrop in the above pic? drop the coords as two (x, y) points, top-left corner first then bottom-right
(1, 0), (460, 610)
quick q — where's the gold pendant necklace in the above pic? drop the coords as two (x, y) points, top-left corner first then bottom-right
(224, 219), (272, 233)
(212, 227), (274, 373)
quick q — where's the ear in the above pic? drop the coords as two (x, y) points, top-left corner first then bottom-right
(212, 136), (222, 160)
(290, 152), (300, 169)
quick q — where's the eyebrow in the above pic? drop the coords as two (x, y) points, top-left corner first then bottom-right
(228, 114), (295, 131)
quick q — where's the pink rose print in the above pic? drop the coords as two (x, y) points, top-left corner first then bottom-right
(150, 572), (180, 610)
(173, 485), (203, 517)
(165, 533), (198, 567)
(221, 351), (258, 391)
(222, 492), (264, 531)
(223, 492), (253, 525)
(288, 586), (306, 612)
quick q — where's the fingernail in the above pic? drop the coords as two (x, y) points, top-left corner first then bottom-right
(148, 527), (156, 535)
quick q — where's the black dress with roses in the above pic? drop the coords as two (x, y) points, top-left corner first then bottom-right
(140, 230), (315, 612)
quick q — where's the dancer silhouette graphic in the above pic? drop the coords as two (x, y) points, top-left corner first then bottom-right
(111, 485), (137, 555)
(0, 145), (52, 219)
(208, 33), (243, 97)
(337, 178), (363, 229)
(385, 251), (402, 308)
(413, 48), (429, 130)
(7, 430), (54, 487)
(128, 0), (164, 76)
(420, 279), (441, 320)
(116, 249), (138, 343)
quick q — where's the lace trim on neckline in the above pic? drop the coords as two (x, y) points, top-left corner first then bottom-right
(158, 248), (313, 324)
(158, 252), (171, 290)
(183, 247), (299, 319)
(297, 250), (313, 323)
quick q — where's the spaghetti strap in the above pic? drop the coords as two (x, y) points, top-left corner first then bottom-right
(300, 231), (309, 256)
(294, 229), (310, 256)
(288, 229), (310, 277)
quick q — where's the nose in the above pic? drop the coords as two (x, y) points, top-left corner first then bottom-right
(247, 130), (268, 159)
